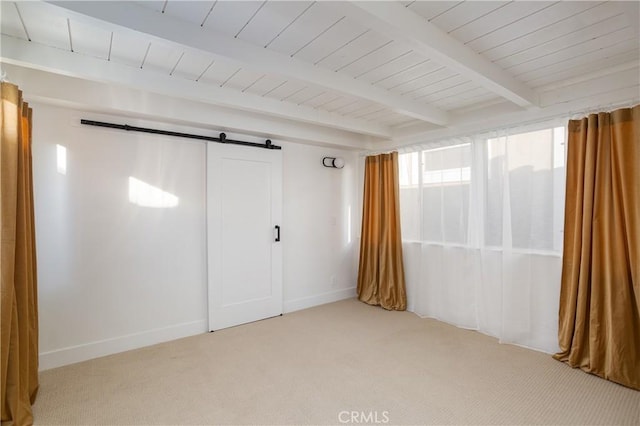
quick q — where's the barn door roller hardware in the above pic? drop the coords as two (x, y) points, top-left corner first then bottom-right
(80, 119), (281, 150)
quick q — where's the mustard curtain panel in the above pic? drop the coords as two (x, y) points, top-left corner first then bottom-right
(554, 105), (639, 390)
(357, 152), (407, 311)
(1, 82), (39, 425)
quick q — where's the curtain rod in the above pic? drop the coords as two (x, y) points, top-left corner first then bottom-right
(80, 119), (281, 150)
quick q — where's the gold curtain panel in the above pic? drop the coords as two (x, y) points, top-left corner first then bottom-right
(555, 105), (640, 390)
(1, 82), (39, 425)
(357, 152), (407, 311)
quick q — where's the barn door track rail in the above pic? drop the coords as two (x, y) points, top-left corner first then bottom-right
(81, 119), (281, 150)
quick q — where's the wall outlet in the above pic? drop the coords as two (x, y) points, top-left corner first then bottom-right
(330, 275), (337, 287)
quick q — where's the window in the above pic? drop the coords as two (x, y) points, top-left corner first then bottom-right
(398, 125), (566, 253)
(397, 124), (567, 354)
(486, 127), (565, 251)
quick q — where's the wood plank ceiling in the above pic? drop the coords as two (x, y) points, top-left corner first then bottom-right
(1, 1), (639, 146)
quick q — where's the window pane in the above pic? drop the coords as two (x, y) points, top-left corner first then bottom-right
(486, 127), (566, 251)
(485, 138), (504, 246)
(422, 184), (442, 241)
(422, 144), (470, 244)
(399, 152), (420, 240)
(508, 129), (554, 250)
(442, 181), (469, 243)
(552, 127), (566, 252)
(399, 151), (419, 187)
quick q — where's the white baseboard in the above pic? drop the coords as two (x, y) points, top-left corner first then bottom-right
(284, 287), (356, 313)
(40, 289), (357, 370)
(39, 320), (207, 371)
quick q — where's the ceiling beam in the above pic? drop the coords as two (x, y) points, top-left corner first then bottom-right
(392, 86), (639, 148)
(3, 62), (374, 150)
(339, 1), (539, 108)
(1, 34), (391, 139)
(46, 0), (449, 126)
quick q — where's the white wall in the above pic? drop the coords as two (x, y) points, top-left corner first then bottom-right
(32, 103), (359, 370)
(32, 104), (208, 370)
(282, 142), (359, 312)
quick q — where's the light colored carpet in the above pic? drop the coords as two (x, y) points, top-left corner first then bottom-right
(34, 299), (639, 425)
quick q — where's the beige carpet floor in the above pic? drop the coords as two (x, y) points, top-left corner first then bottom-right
(34, 299), (639, 425)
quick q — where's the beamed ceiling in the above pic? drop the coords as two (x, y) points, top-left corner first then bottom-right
(1, 1), (639, 149)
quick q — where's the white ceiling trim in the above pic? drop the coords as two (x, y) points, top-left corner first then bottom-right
(46, 0), (449, 126)
(339, 1), (540, 108)
(1, 34), (391, 139)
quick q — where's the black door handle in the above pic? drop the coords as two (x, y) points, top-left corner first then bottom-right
(275, 225), (281, 242)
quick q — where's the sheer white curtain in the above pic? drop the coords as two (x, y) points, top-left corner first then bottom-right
(399, 124), (566, 353)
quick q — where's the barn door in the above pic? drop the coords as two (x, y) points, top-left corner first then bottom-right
(207, 143), (282, 331)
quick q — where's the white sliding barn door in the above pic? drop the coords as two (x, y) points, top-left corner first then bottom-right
(207, 143), (283, 331)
